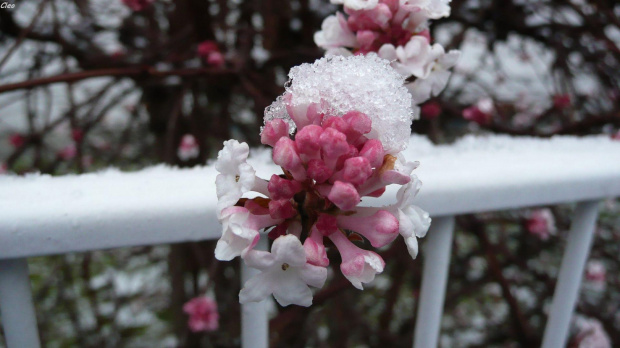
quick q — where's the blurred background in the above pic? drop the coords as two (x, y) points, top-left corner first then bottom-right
(0, 0), (619, 347)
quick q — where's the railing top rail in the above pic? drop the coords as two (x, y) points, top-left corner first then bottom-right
(1, 135), (619, 259)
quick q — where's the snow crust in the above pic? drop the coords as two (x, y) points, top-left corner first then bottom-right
(264, 55), (415, 154)
(1, 135), (620, 259)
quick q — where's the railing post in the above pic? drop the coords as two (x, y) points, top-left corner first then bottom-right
(541, 200), (600, 348)
(0, 258), (42, 348)
(240, 237), (268, 348)
(413, 216), (455, 348)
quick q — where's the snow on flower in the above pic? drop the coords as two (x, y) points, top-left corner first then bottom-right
(315, 0), (460, 105)
(525, 208), (556, 240)
(183, 296), (219, 332)
(214, 55), (430, 306)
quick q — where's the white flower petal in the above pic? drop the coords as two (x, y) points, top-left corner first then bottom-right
(300, 264), (328, 289)
(272, 274), (314, 307)
(239, 272), (275, 303)
(271, 235), (307, 267)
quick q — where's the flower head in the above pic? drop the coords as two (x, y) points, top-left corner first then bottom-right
(183, 296), (219, 332)
(215, 56), (429, 306)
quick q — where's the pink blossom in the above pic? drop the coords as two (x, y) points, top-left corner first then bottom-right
(0, 163), (7, 174)
(122, 0), (153, 11)
(526, 209), (557, 240)
(611, 130), (620, 141)
(177, 134), (199, 161)
(9, 134), (24, 148)
(463, 98), (494, 125)
(571, 317), (611, 348)
(553, 94), (572, 110)
(58, 144), (77, 160)
(183, 296), (219, 332)
(329, 230), (385, 289)
(421, 101), (442, 119)
(197, 41), (225, 67)
(585, 260), (606, 284)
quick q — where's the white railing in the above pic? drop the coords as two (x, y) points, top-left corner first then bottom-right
(1, 135), (620, 348)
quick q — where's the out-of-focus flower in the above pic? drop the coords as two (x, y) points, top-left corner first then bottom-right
(463, 98), (495, 125)
(183, 296), (219, 332)
(177, 134), (199, 161)
(553, 94), (572, 110)
(571, 317), (611, 348)
(315, 0), (459, 106)
(71, 129), (84, 143)
(122, 0), (153, 11)
(198, 41), (225, 67)
(585, 260), (606, 284)
(58, 144), (77, 160)
(420, 101), (442, 119)
(215, 56), (429, 307)
(526, 208), (556, 240)
(9, 134), (25, 148)
(0, 163), (7, 174)
(611, 130), (620, 141)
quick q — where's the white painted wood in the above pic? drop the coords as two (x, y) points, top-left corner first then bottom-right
(541, 200), (600, 348)
(413, 216), (455, 348)
(0, 258), (41, 348)
(241, 237), (269, 348)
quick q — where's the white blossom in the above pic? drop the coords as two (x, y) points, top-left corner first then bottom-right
(407, 45), (460, 104)
(314, 13), (358, 49)
(215, 140), (256, 214)
(395, 176), (431, 258)
(378, 36), (433, 79)
(239, 235), (327, 307)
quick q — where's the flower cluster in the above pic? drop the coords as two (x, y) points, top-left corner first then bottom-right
(314, 0), (460, 105)
(197, 41), (225, 67)
(213, 55), (430, 307)
(525, 208), (556, 241)
(183, 296), (219, 332)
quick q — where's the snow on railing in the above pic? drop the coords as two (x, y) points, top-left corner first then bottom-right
(1, 135), (620, 348)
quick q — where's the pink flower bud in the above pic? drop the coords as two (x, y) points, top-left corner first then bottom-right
(122, 0), (153, 11)
(71, 129), (84, 142)
(319, 128), (349, 158)
(273, 137), (306, 181)
(304, 227), (329, 267)
(268, 174), (303, 200)
(9, 134), (24, 148)
(183, 296), (219, 332)
(295, 125), (323, 158)
(463, 106), (491, 125)
(269, 199), (298, 220)
(340, 157), (372, 186)
(322, 117), (350, 135)
(359, 139), (384, 168)
(343, 111), (372, 138)
(337, 210), (399, 248)
(366, 187), (386, 197)
(261, 119), (289, 147)
(356, 30), (379, 52)
(421, 101), (442, 119)
(307, 159), (333, 184)
(58, 144), (77, 160)
(553, 94), (571, 110)
(198, 41), (219, 58)
(327, 181), (361, 211)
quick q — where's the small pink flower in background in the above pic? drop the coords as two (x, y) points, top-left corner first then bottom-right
(0, 163), (7, 174)
(585, 260), (606, 284)
(177, 134), (200, 161)
(553, 94), (572, 110)
(71, 129), (84, 143)
(463, 98), (494, 125)
(183, 296), (219, 332)
(571, 317), (611, 348)
(122, 0), (153, 11)
(58, 144), (77, 160)
(421, 101), (442, 119)
(526, 209), (557, 240)
(198, 41), (225, 67)
(611, 130), (620, 141)
(9, 134), (25, 148)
